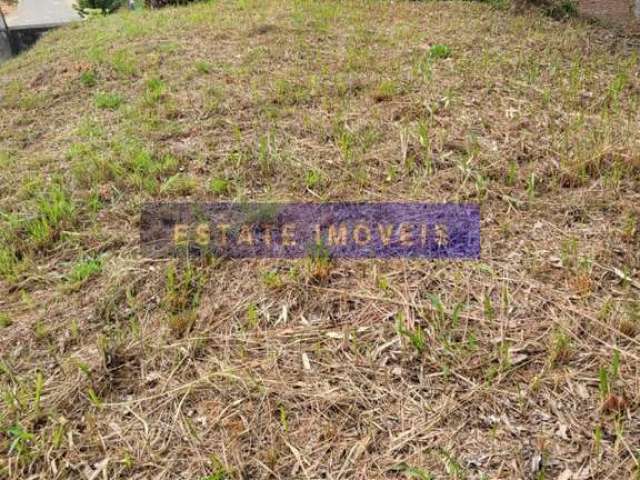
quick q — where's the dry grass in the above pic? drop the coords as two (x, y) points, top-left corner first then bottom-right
(1, 0), (640, 478)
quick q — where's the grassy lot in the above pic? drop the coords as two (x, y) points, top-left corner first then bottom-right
(1, 0), (639, 478)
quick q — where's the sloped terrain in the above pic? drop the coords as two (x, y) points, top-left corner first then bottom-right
(0, 1), (639, 478)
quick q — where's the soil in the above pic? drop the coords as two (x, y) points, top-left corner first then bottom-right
(579, 0), (639, 28)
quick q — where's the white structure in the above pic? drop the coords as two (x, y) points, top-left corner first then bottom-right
(0, 6), (11, 62)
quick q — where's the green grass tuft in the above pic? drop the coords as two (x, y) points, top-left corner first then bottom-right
(95, 91), (124, 109)
(429, 44), (451, 59)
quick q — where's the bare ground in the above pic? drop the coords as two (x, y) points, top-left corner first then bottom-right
(579, 0), (640, 31)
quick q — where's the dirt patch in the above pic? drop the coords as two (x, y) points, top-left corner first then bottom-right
(579, 0), (639, 28)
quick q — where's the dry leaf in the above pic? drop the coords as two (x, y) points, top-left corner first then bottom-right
(601, 394), (627, 413)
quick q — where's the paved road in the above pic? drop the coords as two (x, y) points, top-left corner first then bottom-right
(6, 0), (81, 28)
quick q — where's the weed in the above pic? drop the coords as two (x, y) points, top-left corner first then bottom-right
(245, 303), (259, 329)
(164, 262), (202, 311)
(373, 80), (401, 102)
(526, 172), (536, 200)
(394, 463), (433, 479)
(622, 213), (637, 241)
(116, 451), (134, 469)
(608, 72), (628, 111)
(610, 349), (621, 379)
(483, 294), (495, 320)
(27, 219), (52, 247)
(66, 256), (103, 287)
(480, 0), (508, 8)
(205, 85), (225, 113)
(38, 184), (74, 227)
(396, 314), (427, 354)
(161, 174), (198, 195)
(377, 275), (390, 292)
(202, 456), (232, 480)
(332, 120), (357, 163)
(164, 262), (203, 335)
(24, 183), (75, 248)
(87, 190), (103, 212)
(272, 78), (311, 105)
(494, 340), (511, 374)
(278, 403), (288, 431)
(117, 146), (179, 192)
(262, 270), (282, 289)
(195, 61), (212, 74)
(201, 474), (230, 480)
(95, 91), (124, 109)
(439, 449), (466, 479)
(304, 169), (322, 190)
(0, 150), (12, 167)
(254, 132), (281, 175)
(0, 245), (19, 281)
(548, 330), (571, 366)
(305, 241), (332, 281)
(598, 367), (610, 399)
(7, 424), (33, 461)
(450, 302), (464, 329)
(593, 424), (603, 454)
(546, 0), (578, 20)
(209, 177), (230, 195)
(33, 319), (48, 340)
(51, 421), (65, 450)
(0, 312), (12, 328)
(429, 44), (451, 60)
(87, 388), (103, 408)
(69, 318), (80, 339)
(415, 54), (433, 83)
(475, 173), (488, 199)
(145, 78), (167, 104)
(429, 294), (446, 324)
(110, 49), (138, 77)
(33, 371), (44, 411)
(79, 70), (97, 87)
(560, 238), (578, 269)
(416, 121), (433, 175)
(619, 301), (639, 337)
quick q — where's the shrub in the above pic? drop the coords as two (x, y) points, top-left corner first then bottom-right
(74, 0), (121, 15)
(511, 0), (578, 18)
(146, 0), (197, 8)
(545, 0), (578, 19)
